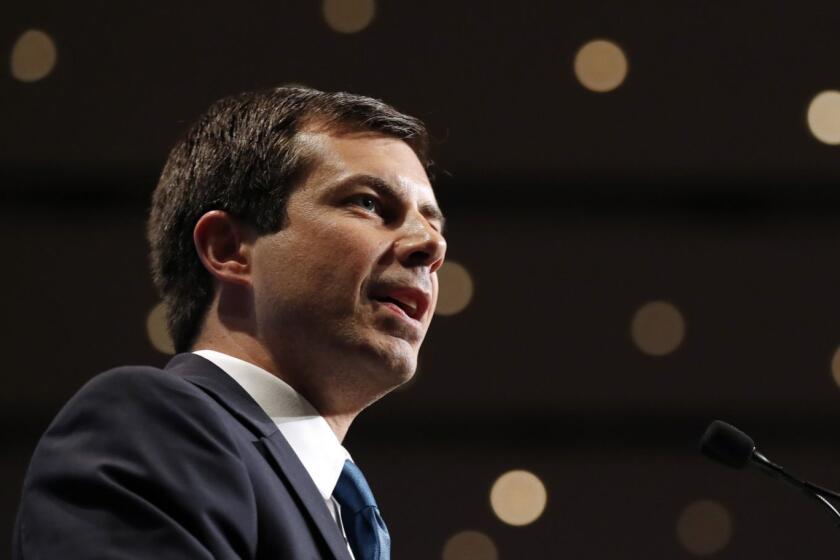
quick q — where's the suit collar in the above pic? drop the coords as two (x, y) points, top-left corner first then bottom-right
(192, 350), (350, 502)
(164, 353), (353, 560)
(165, 352), (277, 437)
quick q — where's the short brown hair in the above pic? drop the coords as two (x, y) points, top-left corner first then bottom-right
(147, 87), (431, 352)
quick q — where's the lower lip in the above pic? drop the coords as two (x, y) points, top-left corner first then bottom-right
(374, 300), (421, 325)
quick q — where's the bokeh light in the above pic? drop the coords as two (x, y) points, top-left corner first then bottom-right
(489, 470), (547, 526)
(322, 0), (376, 34)
(146, 302), (175, 355)
(676, 499), (733, 556)
(10, 29), (57, 82)
(830, 345), (840, 388)
(435, 260), (474, 316)
(573, 39), (628, 92)
(631, 301), (686, 356)
(442, 530), (498, 560)
(807, 90), (840, 145)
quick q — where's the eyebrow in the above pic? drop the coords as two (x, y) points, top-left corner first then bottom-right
(335, 173), (446, 232)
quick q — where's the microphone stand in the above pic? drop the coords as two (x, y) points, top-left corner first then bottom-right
(752, 450), (840, 526)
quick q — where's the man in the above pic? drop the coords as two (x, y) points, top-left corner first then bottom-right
(13, 87), (446, 559)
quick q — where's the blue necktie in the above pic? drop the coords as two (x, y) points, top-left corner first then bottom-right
(332, 459), (391, 560)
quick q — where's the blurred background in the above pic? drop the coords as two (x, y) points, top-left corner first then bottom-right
(4, 1), (840, 557)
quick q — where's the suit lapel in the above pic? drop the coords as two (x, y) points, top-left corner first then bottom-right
(261, 430), (354, 560)
(165, 353), (353, 560)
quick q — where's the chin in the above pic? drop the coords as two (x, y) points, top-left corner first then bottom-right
(379, 348), (417, 382)
(360, 337), (418, 387)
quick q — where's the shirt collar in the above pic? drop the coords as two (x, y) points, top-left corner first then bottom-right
(193, 349), (350, 500)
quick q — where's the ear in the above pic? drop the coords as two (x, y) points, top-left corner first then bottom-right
(193, 210), (254, 287)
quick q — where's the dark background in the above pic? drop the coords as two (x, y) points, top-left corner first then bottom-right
(4, 1), (840, 557)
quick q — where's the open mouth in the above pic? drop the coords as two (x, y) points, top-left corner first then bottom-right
(374, 295), (418, 317)
(369, 287), (429, 321)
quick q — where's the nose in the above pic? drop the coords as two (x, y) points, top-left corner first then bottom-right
(394, 215), (447, 272)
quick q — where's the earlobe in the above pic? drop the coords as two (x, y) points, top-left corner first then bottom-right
(193, 210), (253, 287)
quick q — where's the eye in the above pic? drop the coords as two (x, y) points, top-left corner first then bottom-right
(351, 194), (383, 215)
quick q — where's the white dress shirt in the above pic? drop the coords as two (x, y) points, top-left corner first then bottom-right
(192, 350), (355, 558)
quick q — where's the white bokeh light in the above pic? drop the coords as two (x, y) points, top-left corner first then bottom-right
(807, 91), (840, 145)
(489, 470), (547, 526)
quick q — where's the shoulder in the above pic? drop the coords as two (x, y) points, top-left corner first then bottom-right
(59, 362), (187, 399)
(15, 362), (260, 558)
(47, 366), (215, 425)
(74, 362), (197, 400)
(37, 361), (243, 461)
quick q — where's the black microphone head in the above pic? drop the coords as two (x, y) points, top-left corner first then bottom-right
(700, 420), (756, 469)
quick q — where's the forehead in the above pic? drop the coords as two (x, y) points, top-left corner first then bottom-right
(299, 130), (438, 203)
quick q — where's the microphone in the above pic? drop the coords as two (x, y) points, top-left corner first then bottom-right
(700, 420), (840, 526)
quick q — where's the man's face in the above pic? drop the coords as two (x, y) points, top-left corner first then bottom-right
(249, 130), (446, 403)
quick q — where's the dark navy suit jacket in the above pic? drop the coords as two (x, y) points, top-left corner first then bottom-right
(13, 353), (354, 559)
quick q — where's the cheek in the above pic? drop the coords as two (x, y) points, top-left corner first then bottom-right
(283, 227), (385, 302)
(252, 213), (391, 316)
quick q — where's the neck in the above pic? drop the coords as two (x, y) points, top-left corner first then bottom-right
(322, 413), (356, 443)
(192, 327), (362, 442)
